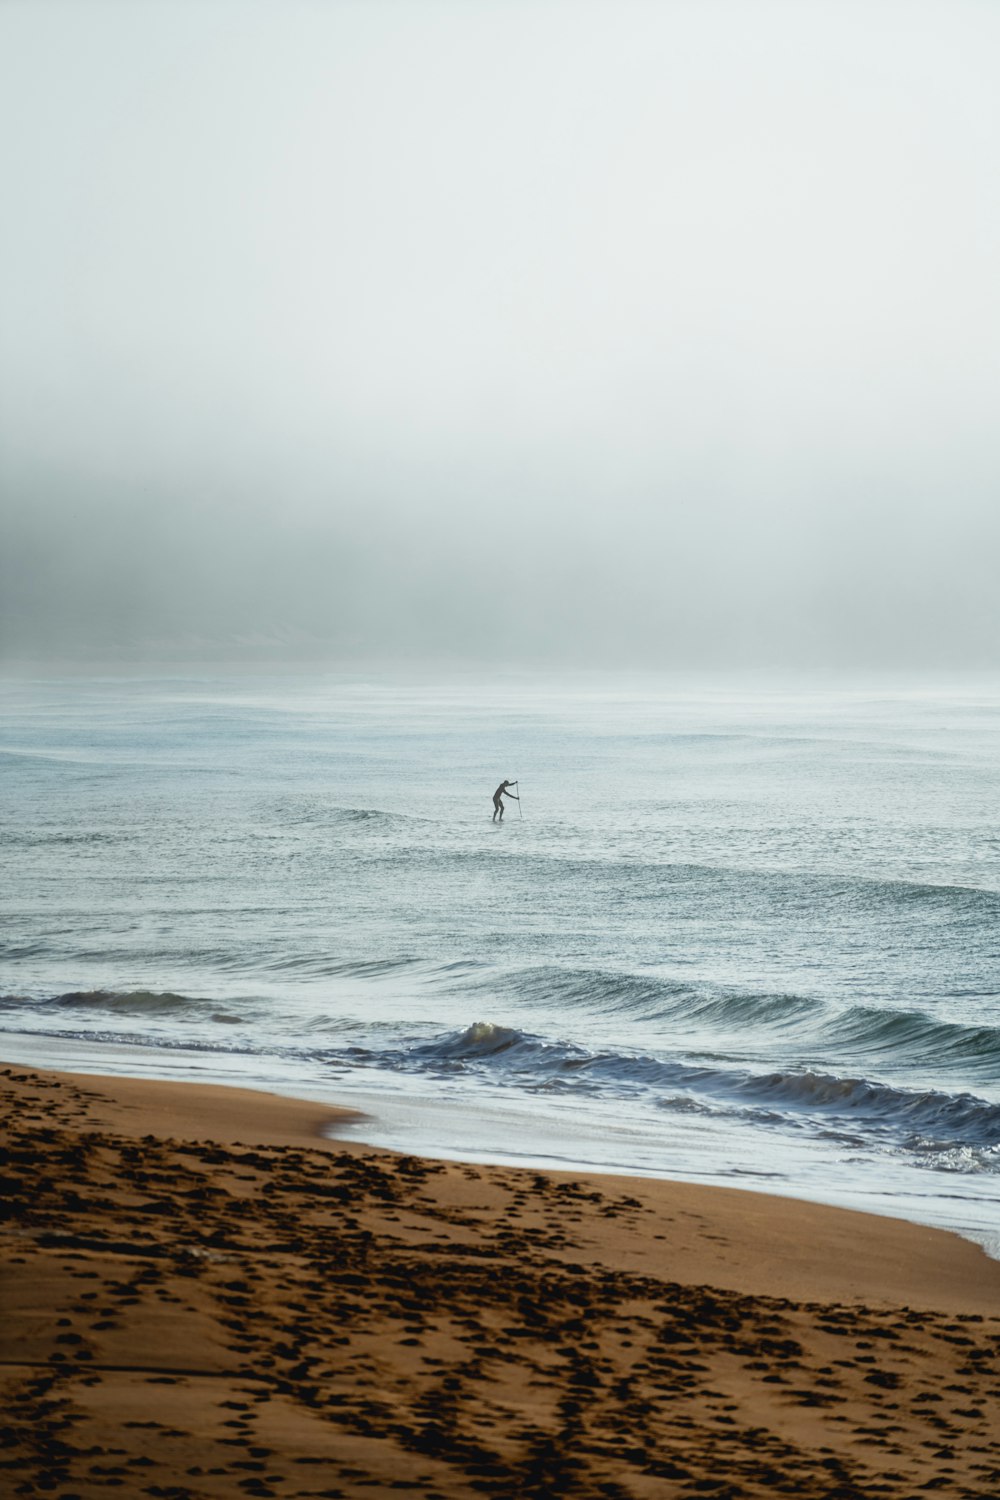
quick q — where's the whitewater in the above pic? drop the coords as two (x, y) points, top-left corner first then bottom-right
(2, 672), (998, 1255)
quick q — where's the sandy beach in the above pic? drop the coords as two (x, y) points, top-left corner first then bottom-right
(2, 1063), (999, 1498)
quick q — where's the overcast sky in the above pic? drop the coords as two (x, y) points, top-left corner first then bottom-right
(2, 0), (999, 669)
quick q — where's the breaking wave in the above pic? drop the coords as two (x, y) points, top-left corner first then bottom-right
(334, 1020), (1000, 1159)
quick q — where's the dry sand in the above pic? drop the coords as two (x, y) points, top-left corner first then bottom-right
(2, 1063), (998, 1498)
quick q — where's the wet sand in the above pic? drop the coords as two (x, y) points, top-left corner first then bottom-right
(2, 1063), (999, 1498)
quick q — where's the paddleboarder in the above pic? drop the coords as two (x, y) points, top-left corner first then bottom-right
(492, 779), (518, 821)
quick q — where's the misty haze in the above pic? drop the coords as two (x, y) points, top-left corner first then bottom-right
(2, 0), (998, 670)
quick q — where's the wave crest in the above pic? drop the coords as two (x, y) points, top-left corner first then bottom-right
(339, 1023), (1000, 1156)
(0, 989), (241, 1023)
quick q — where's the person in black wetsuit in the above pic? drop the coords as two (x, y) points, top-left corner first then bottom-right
(492, 779), (518, 821)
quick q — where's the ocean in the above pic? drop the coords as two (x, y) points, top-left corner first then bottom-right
(2, 671), (998, 1255)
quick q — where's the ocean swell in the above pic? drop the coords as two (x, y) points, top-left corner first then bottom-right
(0, 988), (245, 1025)
(822, 1004), (1000, 1079)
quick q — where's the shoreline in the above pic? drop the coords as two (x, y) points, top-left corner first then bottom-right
(11, 1058), (1000, 1314)
(4, 1060), (1000, 1496)
(5, 1029), (997, 1264)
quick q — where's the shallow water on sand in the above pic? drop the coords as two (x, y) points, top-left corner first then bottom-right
(2, 671), (999, 1251)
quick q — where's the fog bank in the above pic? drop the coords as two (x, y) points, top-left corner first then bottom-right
(2, 1), (998, 669)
